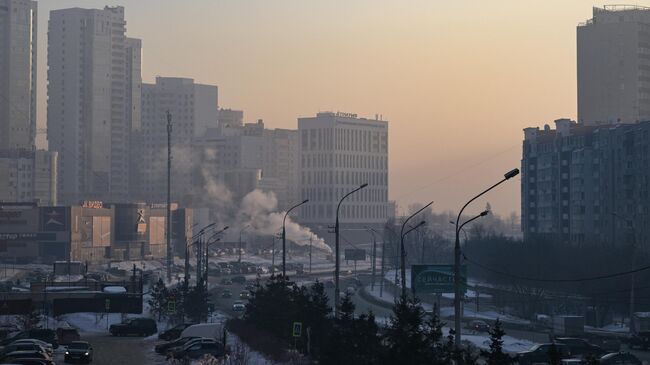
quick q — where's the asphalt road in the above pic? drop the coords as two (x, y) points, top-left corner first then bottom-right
(50, 333), (153, 365)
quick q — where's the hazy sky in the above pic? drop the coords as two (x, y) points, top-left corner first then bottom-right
(35, 1), (604, 217)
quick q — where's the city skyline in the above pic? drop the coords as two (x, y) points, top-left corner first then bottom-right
(28, 0), (608, 216)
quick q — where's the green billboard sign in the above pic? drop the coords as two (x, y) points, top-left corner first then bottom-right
(411, 264), (467, 294)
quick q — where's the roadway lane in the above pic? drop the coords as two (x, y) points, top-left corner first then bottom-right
(51, 333), (152, 365)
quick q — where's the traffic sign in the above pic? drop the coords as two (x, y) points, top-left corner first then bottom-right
(411, 264), (467, 294)
(292, 322), (302, 337)
(344, 249), (365, 261)
(167, 300), (176, 314)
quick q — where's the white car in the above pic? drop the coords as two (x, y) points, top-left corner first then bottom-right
(232, 301), (246, 312)
(10, 339), (54, 356)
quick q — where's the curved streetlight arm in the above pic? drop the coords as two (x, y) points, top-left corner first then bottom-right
(337, 184), (368, 218)
(458, 210), (489, 234)
(207, 226), (229, 242)
(192, 222), (217, 240)
(400, 201), (433, 238)
(455, 169), (518, 232)
(402, 220), (426, 240)
(283, 200), (309, 228)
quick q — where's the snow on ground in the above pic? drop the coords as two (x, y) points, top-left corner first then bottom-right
(60, 312), (126, 333)
(585, 322), (630, 334)
(460, 328), (536, 353)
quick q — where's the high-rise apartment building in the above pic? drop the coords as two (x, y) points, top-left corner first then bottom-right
(47, 6), (142, 205)
(137, 77), (218, 204)
(0, 0), (37, 151)
(522, 119), (650, 246)
(298, 112), (389, 226)
(578, 5), (650, 125)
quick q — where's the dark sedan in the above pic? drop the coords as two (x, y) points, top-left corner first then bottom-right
(154, 336), (199, 355)
(64, 341), (93, 363)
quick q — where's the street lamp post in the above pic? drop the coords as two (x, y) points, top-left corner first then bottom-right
(366, 227), (378, 291)
(186, 223), (215, 290)
(283, 199), (309, 277)
(401, 220), (426, 297)
(400, 201), (433, 298)
(612, 212), (637, 334)
(453, 168), (519, 349)
(335, 183), (367, 318)
(204, 226), (228, 289)
(238, 224), (251, 264)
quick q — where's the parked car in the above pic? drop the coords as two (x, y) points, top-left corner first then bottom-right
(155, 336), (199, 355)
(554, 337), (606, 358)
(64, 341), (93, 363)
(232, 301), (246, 312)
(1, 329), (58, 349)
(221, 289), (232, 298)
(239, 291), (250, 299)
(179, 324), (221, 341)
(169, 339), (225, 360)
(0, 343), (48, 358)
(231, 276), (246, 284)
(158, 323), (195, 341)
(517, 343), (572, 365)
(0, 350), (51, 363)
(57, 327), (81, 345)
(468, 320), (490, 333)
(10, 339), (53, 357)
(599, 352), (642, 365)
(629, 331), (650, 350)
(109, 317), (157, 337)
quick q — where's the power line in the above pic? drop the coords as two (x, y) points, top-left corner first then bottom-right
(463, 253), (650, 283)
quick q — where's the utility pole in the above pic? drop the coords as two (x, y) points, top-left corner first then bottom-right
(371, 230), (377, 291)
(380, 231), (386, 297)
(166, 111), (173, 282)
(271, 235), (276, 273)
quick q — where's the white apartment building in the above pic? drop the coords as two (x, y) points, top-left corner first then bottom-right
(578, 5), (650, 125)
(137, 77), (218, 204)
(298, 112), (389, 226)
(0, 0), (37, 151)
(47, 6), (142, 204)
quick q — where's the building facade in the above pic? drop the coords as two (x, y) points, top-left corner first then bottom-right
(522, 119), (650, 246)
(0, 202), (192, 264)
(577, 5), (650, 125)
(298, 112), (389, 226)
(47, 6), (142, 205)
(0, 0), (37, 151)
(136, 77), (218, 204)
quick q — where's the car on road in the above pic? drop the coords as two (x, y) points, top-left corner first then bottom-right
(64, 341), (93, 363)
(554, 337), (606, 358)
(109, 317), (157, 337)
(9, 339), (53, 357)
(232, 301), (246, 312)
(220, 278), (232, 285)
(158, 323), (195, 341)
(629, 331), (650, 350)
(599, 352), (642, 365)
(168, 339), (225, 360)
(56, 327), (81, 345)
(239, 290), (250, 299)
(221, 289), (232, 298)
(257, 266), (268, 274)
(468, 320), (490, 333)
(517, 343), (571, 365)
(155, 336), (199, 355)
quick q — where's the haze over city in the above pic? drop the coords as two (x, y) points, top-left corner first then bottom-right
(32, 0), (603, 216)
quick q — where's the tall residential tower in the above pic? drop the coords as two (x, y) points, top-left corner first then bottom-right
(47, 6), (141, 204)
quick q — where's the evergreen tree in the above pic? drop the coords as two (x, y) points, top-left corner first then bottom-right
(339, 292), (355, 321)
(480, 319), (515, 365)
(148, 278), (168, 321)
(383, 295), (431, 365)
(184, 284), (210, 323)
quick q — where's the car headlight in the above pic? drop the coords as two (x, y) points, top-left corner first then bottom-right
(84, 352), (89, 355)
(65, 351), (69, 355)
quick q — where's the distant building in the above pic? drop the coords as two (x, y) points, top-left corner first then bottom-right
(0, 202), (192, 264)
(47, 6), (142, 204)
(577, 5), (650, 125)
(195, 119), (300, 209)
(298, 112), (389, 226)
(521, 119), (650, 245)
(136, 77), (219, 204)
(0, 0), (37, 151)
(218, 109), (244, 128)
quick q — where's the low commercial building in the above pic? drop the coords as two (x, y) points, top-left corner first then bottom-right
(0, 202), (192, 264)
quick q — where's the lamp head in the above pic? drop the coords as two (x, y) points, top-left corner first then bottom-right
(504, 168), (520, 180)
(223, 226), (229, 231)
(480, 210), (490, 217)
(302, 199), (309, 204)
(360, 183), (368, 188)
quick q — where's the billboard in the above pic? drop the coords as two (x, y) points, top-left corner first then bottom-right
(344, 249), (366, 261)
(41, 207), (67, 231)
(411, 264), (467, 294)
